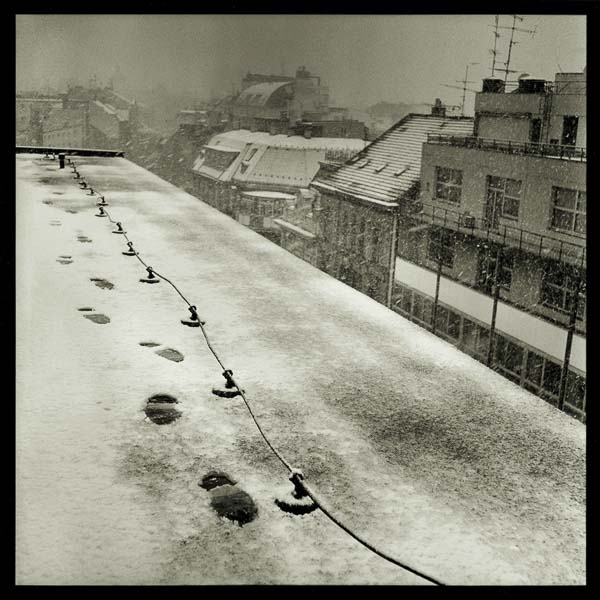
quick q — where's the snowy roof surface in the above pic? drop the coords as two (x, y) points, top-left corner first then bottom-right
(234, 146), (325, 188)
(192, 131), (369, 188)
(241, 190), (296, 200)
(211, 129), (370, 151)
(313, 114), (474, 203)
(236, 81), (292, 106)
(16, 153), (585, 585)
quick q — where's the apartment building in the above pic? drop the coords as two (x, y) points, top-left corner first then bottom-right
(310, 111), (474, 306)
(393, 70), (586, 419)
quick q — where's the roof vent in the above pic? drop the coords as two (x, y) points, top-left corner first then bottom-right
(374, 163), (388, 173)
(393, 166), (409, 177)
(357, 159), (370, 169)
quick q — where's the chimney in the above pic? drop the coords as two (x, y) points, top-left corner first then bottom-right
(431, 98), (446, 118)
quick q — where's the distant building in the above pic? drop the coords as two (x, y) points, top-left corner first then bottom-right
(16, 95), (63, 144)
(191, 129), (368, 249)
(40, 107), (86, 147)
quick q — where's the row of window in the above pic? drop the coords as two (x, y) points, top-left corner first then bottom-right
(433, 167), (586, 236)
(425, 228), (586, 318)
(392, 284), (586, 416)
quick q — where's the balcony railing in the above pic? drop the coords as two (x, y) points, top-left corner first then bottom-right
(414, 201), (586, 268)
(426, 134), (587, 162)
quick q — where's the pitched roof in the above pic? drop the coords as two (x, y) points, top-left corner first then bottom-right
(312, 114), (474, 204)
(234, 146), (324, 188)
(236, 81), (293, 106)
(191, 130), (369, 185)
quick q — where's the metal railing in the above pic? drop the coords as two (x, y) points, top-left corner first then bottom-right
(414, 201), (586, 268)
(426, 134), (586, 162)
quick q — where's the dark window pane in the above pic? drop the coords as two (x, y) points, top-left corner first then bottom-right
(422, 299), (433, 325)
(526, 352), (544, 386)
(543, 360), (562, 396)
(477, 326), (490, 356)
(504, 341), (524, 374)
(502, 197), (520, 218)
(575, 214), (586, 234)
(413, 294), (423, 320)
(552, 209), (574, 231)
(462, 319), (477, 349)
(505, 178), (522, 197)
(401, 289), (412, 313)
(447, 311), (460, 339)
(565, 371), (586, 410)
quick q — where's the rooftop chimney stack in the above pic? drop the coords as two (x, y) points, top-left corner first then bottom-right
(431, 98), (446, 117)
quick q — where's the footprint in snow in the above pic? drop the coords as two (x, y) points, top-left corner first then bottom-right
(198, 470), (258, 526)
(139, 342), (184, 363)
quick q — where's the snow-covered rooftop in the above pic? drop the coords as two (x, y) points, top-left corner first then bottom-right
(211, 129), (370, 151)
(313, 114), (474, 203)
(16, 153), (585, 585)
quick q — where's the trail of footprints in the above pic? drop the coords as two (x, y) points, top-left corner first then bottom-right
(59, 219), (267, 526)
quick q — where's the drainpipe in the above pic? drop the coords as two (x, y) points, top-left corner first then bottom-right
(486, 246), (504, 367)
(557, 273), (583, 411)
(386, 206), (399, 308)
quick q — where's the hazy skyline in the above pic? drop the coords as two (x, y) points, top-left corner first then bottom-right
(16, 14), (586, 110)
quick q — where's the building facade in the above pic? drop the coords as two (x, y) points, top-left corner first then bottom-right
(311, 112), (474, 306)
(393, 70), (586, 419)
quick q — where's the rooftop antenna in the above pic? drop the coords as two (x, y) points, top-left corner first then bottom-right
(441, 62), (479, 116)
(489, 15), (501, 77)
(496, 15), (537, 83)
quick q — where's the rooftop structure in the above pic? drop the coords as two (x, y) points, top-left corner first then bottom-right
(16, 150), (584, 584)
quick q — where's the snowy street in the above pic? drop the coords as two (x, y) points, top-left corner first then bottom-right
(16, 154), (585, 585)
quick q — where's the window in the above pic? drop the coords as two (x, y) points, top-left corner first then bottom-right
(476, 244), (514, 294)
(411, 293), (433, 326)
(565, 371), (586, 411)
(530, 118), (541, 143)
(494, 335), (524, 381)
(550, 187), (586, 235)
(427, 228), (455, 268)
(525, 352), (544, 388)
(487, 176), (521, 220)
(540, 261), (586, 318)
(562, 116), (579, 146)
(434, 166), (463, 203)
(542, 360), (562, 398)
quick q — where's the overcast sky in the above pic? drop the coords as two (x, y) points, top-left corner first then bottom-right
(16, 14), (586, 110)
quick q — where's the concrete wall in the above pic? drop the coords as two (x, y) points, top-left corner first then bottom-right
(475, 92), (545, 116)
(477, 115), (532, 142)
(42, 124), (84, 147)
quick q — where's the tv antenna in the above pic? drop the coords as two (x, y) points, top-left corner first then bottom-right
(496, 15), (537, 83)
(441, 62), (480, 116)
(488, 15), (500, 77)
